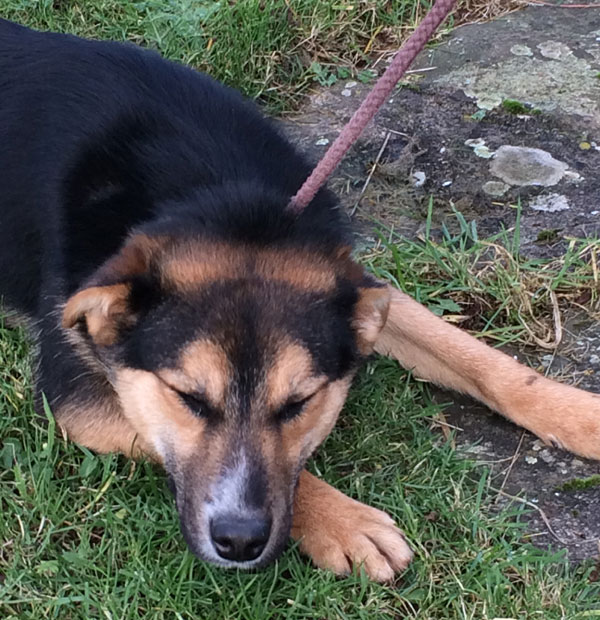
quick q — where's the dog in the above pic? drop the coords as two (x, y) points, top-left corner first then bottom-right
(1, 18), (599, 583)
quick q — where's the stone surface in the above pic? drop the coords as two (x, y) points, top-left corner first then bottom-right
(421, 10), (600, 124)
(529, 192), (570, 212)
(489, 145), (569, 186)
(482, 180), (509, 197)
(283, 4), (600, 562)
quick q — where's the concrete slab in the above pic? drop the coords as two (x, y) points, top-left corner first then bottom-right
(420, 6), (600, 125)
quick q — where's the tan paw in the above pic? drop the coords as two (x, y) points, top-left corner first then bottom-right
(292, 471), (413, 582)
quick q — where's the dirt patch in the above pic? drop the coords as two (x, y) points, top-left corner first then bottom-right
(432, 316), (600, 561)
(283, 79), (600, 257)
(283, 4), (600, 561)
(283, 5), (600, 254)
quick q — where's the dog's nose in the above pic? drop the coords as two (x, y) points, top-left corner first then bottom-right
(210, 515), (271, 562)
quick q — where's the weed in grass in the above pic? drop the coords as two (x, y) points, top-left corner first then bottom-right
(558, 475), (600, 492)
(537, 228), (561, 245)
(501, 99), (543, 117)
(502, 98), (530, 115)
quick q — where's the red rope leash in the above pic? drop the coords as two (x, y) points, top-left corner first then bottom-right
(288, 0), (457, 214)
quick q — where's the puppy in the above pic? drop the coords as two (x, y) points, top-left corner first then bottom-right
(1, 19), (598, 582)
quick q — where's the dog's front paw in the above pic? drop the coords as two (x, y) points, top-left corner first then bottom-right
(292, 471), (413, 582)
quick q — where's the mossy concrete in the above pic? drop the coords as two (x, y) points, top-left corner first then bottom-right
(428, 11), (600, 123)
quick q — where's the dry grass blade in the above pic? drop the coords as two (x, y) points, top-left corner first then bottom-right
(494, 431), (526, 504)
(520, 288), (563, 350)
(292, 0), (528, 81)
(453, 0), (528, 24)
(351, 131), (392, 216)
(365, 211), (600, 351)
(431, 409), (457, 449)
(528, 2), (600, 6)
(496, 490), (568, 545)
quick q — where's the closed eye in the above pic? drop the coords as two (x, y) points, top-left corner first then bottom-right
(174, 389), (214, 419)
(276, 395), (312, 423)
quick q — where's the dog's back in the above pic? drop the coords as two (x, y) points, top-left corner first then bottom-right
(0, 19), (349, 318)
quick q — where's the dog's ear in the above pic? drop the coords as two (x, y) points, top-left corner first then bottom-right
(62, 282), (134, 346)
(342, 256), (391, 355)
(353, 282), (391, 354)
(62, 234), (164, 346)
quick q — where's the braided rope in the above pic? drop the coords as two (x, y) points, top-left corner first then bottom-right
(288, 0), (457, 214)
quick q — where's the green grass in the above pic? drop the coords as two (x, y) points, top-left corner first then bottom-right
(0, 0), (437, 111)
(2, 212), (600, 619)
(2, 2), (600, 618)
(365, 202), (600, 351)
(2, 0), (520, 112)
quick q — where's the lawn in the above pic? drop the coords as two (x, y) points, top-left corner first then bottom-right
(1, 1), (599, 619)
(0, 0), (523, 111)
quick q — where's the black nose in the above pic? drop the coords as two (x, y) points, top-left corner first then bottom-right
(210, 515), (271, 562)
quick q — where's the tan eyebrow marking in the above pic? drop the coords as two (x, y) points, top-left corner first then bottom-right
(156, 339), (230, 408)
(161, 243), (337, 292)
(266, 342), (327, 410)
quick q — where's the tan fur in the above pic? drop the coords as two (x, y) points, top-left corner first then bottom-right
(262, 347), (402, 581)
(280, 378), (352, 465)
(252, 377), (357, 572)
(161, 243), (338, 292)
(159, 340), (231, 408)
(266, 343), (326, 409)
(62, 283), (132, 345)
(61, 234), (169, 345)
(55, 396), (158, 460)
(115, 368), (207, 460)
(291, 470), (412, 582)
(94, 233), (168, 282)
(374, 286), (600, 459)
(352, 285), (391, 354)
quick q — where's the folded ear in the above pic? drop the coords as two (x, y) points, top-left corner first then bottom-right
(62, 234), (163, 346)
(353, 283), (391, 354)
(345, 259), (391, 354)
(62, 283), (135, 346)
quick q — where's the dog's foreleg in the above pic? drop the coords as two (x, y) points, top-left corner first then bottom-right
(374, 286), (600, 459)
(291, 470), (412, 581)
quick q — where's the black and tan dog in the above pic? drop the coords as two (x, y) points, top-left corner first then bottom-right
(1, 19), (599, 582)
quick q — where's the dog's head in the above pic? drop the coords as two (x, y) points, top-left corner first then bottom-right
(62, 231), (390, 568)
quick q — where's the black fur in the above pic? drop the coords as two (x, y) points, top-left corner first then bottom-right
(0, 19), (359, 413)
